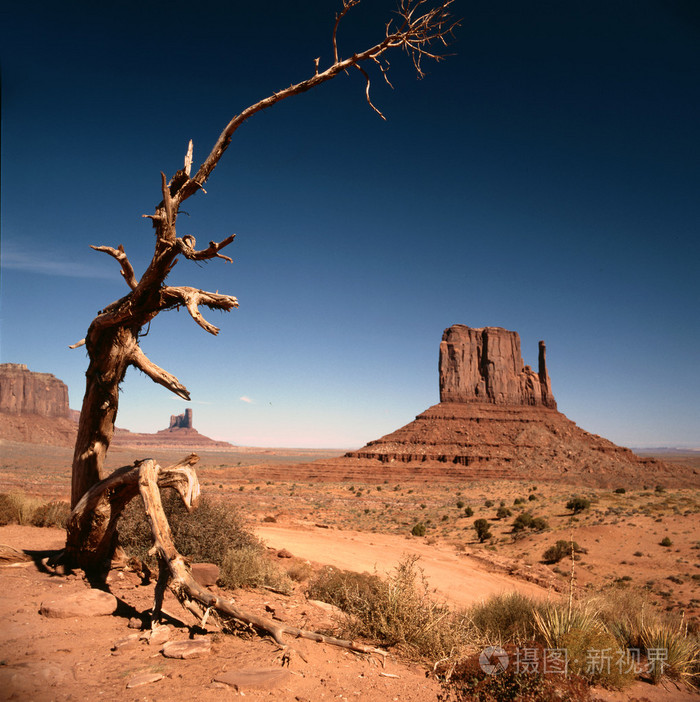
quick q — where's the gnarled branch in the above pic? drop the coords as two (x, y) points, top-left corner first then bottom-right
(161, 286), (239, 335)
(90, 244), (138, 289)
(137, 458), (387, 656)
(129, 344), (191, 400)
(175, 233), (236, 263)
(174, 0), (457, 205)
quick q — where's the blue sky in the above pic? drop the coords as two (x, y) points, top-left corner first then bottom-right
(1, 0), (698, 449)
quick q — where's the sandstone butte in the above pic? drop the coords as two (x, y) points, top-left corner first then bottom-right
(295, 325), (697, 488)
(0, 363), (231, 449)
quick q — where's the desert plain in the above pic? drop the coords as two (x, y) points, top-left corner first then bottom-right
(1, 438), (699, 701)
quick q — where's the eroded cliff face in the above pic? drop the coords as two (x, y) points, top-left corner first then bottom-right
(0, 363), (70, 417)
(439, 326), (556, 409)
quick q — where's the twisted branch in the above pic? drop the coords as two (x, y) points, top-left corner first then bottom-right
(161, 286), (239, 335)
(129, 344), (191, 400)
(90, 245), (138, 289)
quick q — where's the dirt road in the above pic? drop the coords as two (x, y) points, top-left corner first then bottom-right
(256, 524), (552, 609)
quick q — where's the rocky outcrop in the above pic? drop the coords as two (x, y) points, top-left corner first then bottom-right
(439, 326), (556, 409)
(169, 409), (193, 429)
(0, 363), (70, 417)
(299, 323), (687, 487)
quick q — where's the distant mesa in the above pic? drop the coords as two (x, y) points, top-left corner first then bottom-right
(0, 363), (232, 449)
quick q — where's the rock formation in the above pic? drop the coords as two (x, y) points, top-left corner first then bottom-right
(168, 409), (193, 430)
(298, 324), (687, 487)
(439, 325), (556, 408)
(0, 363), (232, 448)
(0, 363), (70, 417)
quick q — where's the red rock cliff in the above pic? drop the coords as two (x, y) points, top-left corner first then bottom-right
(439, 325), (556, 409)
(0, 363), (70, 417)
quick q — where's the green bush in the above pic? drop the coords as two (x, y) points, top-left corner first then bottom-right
(660, 536), (673, 547)
(566, 497), (591, 514)
(512, 512), (534, 531)
(496, 506), (512, 519)
(412, 522), (427, 537)
(473, 518), (492, 542)
(463, 506), (474, 518)
(542, 540), (585, 564)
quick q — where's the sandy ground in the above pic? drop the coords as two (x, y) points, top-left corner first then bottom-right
(1, 525), (698, 701)
(256, 524), (552, 608)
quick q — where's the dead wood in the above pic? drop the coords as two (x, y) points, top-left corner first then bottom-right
(136, 456), (387, 656)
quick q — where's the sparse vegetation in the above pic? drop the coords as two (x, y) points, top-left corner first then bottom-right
(542, 540), (585, 564)
(0, 492), (69, 528)
(412, 522), (427, 537)
(473, 518), (492, 542)
(566, 497), (591, 514)
(496, 506), (512, 519)
(660, 536), (673, 547)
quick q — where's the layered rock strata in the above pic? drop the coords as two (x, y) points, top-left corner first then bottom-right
(439, 326), (556, 408)
(321, 324), (685, 486)
(0, 363), (70, 417)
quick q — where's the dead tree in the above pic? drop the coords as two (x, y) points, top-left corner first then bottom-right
(65, 0), (456, 645)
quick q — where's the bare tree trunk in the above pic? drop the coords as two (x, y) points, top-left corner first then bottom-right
(71, 328), (134, 507)
(64, 0), (456, 613)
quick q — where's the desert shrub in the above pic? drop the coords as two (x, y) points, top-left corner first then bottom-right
(463, 506), (474, 518)
(262, 515), (277, 523)
(285, 560), (314, 583)
(528, 494), (537, 501)
(496, 506), (512, 520)
(456, 500), (465, 509)
(119, 492), (260, 566)
(412, 522), (427, 537)
(531, 517), (548, 531)
(0, 492), (41, 526)
(219, 545), (292, 593)
(566, 497), (591, 514)
(30, 500), (70, 528)
(614, 487), (626, 494)
(660, 536), (673, 547)
(468, 592), (545, 643)
(512, 512), (534, 532)
(640, 620), (700, 686)
(513, 497), (525, 505)
(308, 556), (471, 660)
(533, 602), (635, 688)
(484, 499), (494, 508)
(473, 518), (492, 542)
(542, 540), (585, 564)
(436, 647), (591, 702)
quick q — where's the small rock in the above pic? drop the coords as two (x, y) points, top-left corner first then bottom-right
(277, 549), (293, 559)
(140, 624), (170, 646)
(126, 672), (164, 689)
(111, 633), (140, 651)
(191, 562), (220, 587)
(40, 589), (117, 618)
(128, 617), (144, 629)
(214, 668), (292, 690)
(162, 638), (212, 659)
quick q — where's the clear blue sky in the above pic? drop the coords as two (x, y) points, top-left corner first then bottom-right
(2, 1), (698, 449)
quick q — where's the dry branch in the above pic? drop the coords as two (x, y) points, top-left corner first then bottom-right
(136, 457), (387, 656)
(90, 245), (138, 289)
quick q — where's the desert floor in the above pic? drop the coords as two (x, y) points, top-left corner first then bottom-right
(1, 440), (699, 700)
